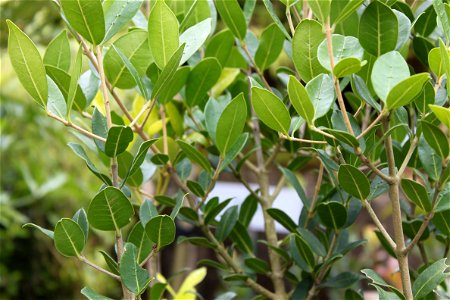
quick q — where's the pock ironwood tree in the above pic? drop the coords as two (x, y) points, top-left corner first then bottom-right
(7, 0), (450, 299)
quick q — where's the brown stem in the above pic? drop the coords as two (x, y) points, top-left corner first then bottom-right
(363, 200), (396, 249)
(47, 112), (106, 142)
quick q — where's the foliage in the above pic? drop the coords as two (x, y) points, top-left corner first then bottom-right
(5, 0), (450, 299)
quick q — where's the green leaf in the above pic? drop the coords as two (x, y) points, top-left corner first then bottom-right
(415, 82), (435, 114)
(120, 243), (151, 295)
(244, 257), (270, 274)
(91, 108), (108, 152)
(81, 287), (113, 300)
(358, 1), (398, 57)
(297, 228), (326, 257)
(148, 1), (179, 69)
(308, 0), (331, 22)
(177, 141), (212, 173)
(324, 129), (359, 148)
(413, 258), (450, 299)
(104, 30), (152, 89)
(103, 0), (143, 43)
(186, 57), (222, 107)
(54, 218), (85, 257)
(291, 234), (315, 271)
(320, 272), (361, 288)
(179, 18), (212, 65)
(439, 38), (450, 95)
(429, 105), (450, 128)
(292, 19), (326, 82)
(105, 126), (134, 158)
(47, 76), (67, 118)
(139, 199), (158, 226)
(361, 269), (404, 297)
(421, 121), (449, 159)
(338, 164), (370, 200)
(351, 74), (381, 112)
(22, 223), (54, 239)
(239, 195), (258, 228)
(230, 222), (254, 254)
(373, 286), (401, 300)
(414, 6), (437, 37)
(403, 219), (430, 241)
(333, 57), (363, 78)
(214, 0), (246, 40)
(333, 0), (364, 25)
(344, 289), (364, 300)
(433, 0), (450, 45)
(72, 208), (88, 242)
(44, 30), (71, 72)
(67, 143), (112, 185)
(159, 67), (190, 104)
(418, 137), (442, 182)
(255, 23), (285, 70)
(267, 208), (297, 232)
(152, 44), (186, 100)
(187, 180), (205, 197)
(317, 34), (364, 71)
(127, 222), (153, 265)
(87, 187), (134, 231)
(317, 201), (347, 230)
(287, 76), (315, 125)
(261, 0), (292, 40)
(371, 51), (409, 101)
(306, 74), (335, 120)
(216, 93), (247, 154)
(219, 133), (249, 172)
(99, 250), (119, 275)
(7, 20), (47, 108)
(122, 139), (157, 186)
(145, 215), (176, 249)
(432, 210), (450, 236)
(60, 0), (105, 45)
(394, 10), (411, 50)
(205, 30), (235, 66)
(280, 167), (309, 208)
(401, 179), (431, 212)
(251, 86), (291, 134)
(385, 73), (429, 110)
(66, 46), (83, 117)
(428, 48), (447, 77)
(216, 205), (239, 241)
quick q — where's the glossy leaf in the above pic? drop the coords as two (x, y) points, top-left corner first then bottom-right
(333, 0), (364, 25)
(421, 121), (449, 159)
(99, 251), (119, 275)
(81, 287), (113, 300)
(287, 75), (314, 125)
(317, 202), (347, 230)
(433, 0), (450, 44)
(120, 243), (151, 295)
(186, 57), (222, 107)
(145, 215), (176, 249)
(428, 48), (448, 77)
(72, 208), (88, 242)
(7, 20), (47, 108)
(47, 76), (67, 118)
(152, 44), (185, 100)
(103, 0), (143, 43)
(401, 179), (431, 212)
(385, 73), (429, 110)
(127, 222), (153, 265)
(214, 0), (246, 40)
(255, 23), (285, 70)
(219, 133), (249, 172)
(429, 105), (450, 128)
(267, 208), (297, 232)
(333, 57), (363, 78)
(105, 126), (134, 157)
(66, 46), (83, 117)
(205, 30), (235, 66)
(179, 18), (212, 65)
(361, 269), (404, 297)
(338, 164), (370, 200)
(261, 0), (291, 40)
(22, 223), (54, 239)
(358, 1), (398, 57)
(306, 74), (335, 120)
(308, 0), (331, 22)
(148, 1), (179, 69)
(122, 139), (157, 186)
(297, 228), (326, 257)
(87, 187), (134, 231)
(251, 87), (291, 134)
(317, 35), (364, 71)
(177, 141), (212, 173)
(216, 205), (239, 241)
(139, 199), (158, 226)
(60, 0), (105, 45)
(292, 20), (326, 82)
(54, 218), (85, 257)
(216, 93), (247, 154)
(44, 30), (71, 72)
(324, 129), (359, 148)
(412, 258), (450, 299)
(244, 257), (270, 274)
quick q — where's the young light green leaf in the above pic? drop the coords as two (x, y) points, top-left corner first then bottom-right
(145, 215), (176, 249)
(216, 205), (239, 241)
(127, 222), (153, 265)
(292, 19), (326, 82)
(429, 105), (450, 128)
(152, 44), (185, 100)
(385, 73), (429, 110)
(148, 1), (179, 69)
(54, 218), (85, 257)
(255, 23), (285, 71)
(439, 38), (450, 95)
(371, 51), (409, 101)
(72, 208), (88, 243)
(7, 20), (47, 108)
(179, 18), (212, 65)
(333, 0), (364, 25)
(103, 0), (143, 43)
(22, 223), (54, 239)
(251, 87), (291, 134)
(81, 287), (113, 300)
(112, 45), (149, 100)
(306, 74), (335, 120)
(308, 0), (331, 23)
(120, 243), (151, 295)
(428, 48), (447, 77)
(214, 0), (246, 40)
(421, 121), (449, 159)
(317, 34), (364, 71)
(333, 57), (364, 78)
(317, 202), (347, 230)
(359, 1), (398, 57)
(159, 67), (190, 104)
(412, 258), (450, 299)
(60, 0), (105, 45)
(401, 179), (432, 212)
(177, 141), (212, 173)
(186, 57), (222, 107)
(216, 93), (247, 155)
(287, 75), (315, 125)
(44, 30), (71, 72)
(266, 208), (297, 232)
(338, 164), (370, 200)
(261, 0), (291, 40)
(66, 46), (83, 118)
(104, 30), (152, 89)
(105, 126), (134, 158)
(87, 187), (134, 231)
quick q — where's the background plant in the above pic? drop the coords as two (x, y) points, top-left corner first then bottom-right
(3, 0), (450, 299)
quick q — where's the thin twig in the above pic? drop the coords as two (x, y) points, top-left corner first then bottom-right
(357, 111), (385, 139)
(242, 44), (272, 91)
(47, 112), (106, 142)
(363, 200), (396, 249)
(397, 136), (419, 178)
(305, 163), (324, 228)
(79, 256), (121, 281)
(281, 133), (327, 144)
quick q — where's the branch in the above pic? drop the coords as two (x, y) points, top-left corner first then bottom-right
(79, 256), (121, 281)
(397, 136), (419, 178)
(47, 112), (106, 142)
(280, 134), (327, 144)
(363, 200), (396, 249)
